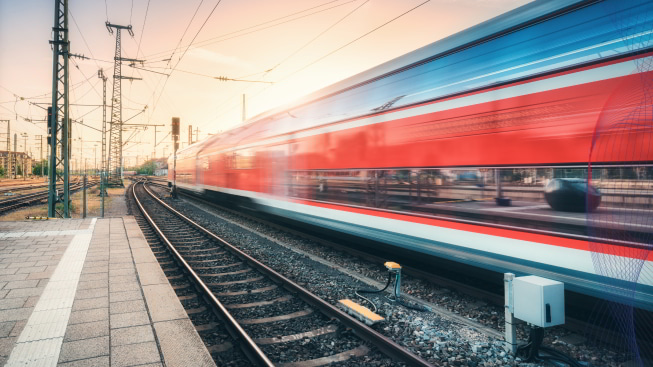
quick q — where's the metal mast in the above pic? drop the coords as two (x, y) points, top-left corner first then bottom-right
(98, 69), (108, 197)
(105, 22), (142, 186)
(48, 0), (70, 218)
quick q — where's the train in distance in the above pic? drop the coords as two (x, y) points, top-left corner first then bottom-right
(170, 0), (653, 310)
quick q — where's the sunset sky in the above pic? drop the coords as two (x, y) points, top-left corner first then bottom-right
(0, 0), (530, 168)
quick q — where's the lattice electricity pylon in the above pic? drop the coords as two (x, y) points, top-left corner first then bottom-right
(97, 69), (108, 196)
(106, 22), (142, 187)
(48, 0), (70, 218)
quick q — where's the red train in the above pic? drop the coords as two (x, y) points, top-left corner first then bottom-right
(171, 0), (653, 309)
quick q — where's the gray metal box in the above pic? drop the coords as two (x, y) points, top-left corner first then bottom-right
(513, 275), (564, 327)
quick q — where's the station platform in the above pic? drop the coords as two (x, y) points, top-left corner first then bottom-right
(0, 217), (216, 367)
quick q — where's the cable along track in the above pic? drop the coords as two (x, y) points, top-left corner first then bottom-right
(132, 180), (433, 366)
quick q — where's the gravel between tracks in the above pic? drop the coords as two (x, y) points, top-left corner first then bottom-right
(149, 186), (628, 367)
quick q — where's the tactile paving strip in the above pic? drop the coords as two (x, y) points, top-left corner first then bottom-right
(5, 219), (97, 367)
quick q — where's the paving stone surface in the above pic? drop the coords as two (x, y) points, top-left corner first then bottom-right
(0, 217), (215, 367)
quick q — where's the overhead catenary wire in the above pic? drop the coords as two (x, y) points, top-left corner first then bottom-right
(126, 0), (153, 108)
(148, 0), (223, 118)
(171, 0), (223, 72)
(69, 10), (102, 70)
(167, 0), (205, 68)
(0, 104), (47, 133)
(0, 74), (94, 107)
(134, 66), (274, 83)
(142, 1), (353, 128)
(233, 0), (431, 122)
(268, 0), (370, 74)
(203, 0), (368, 129)
(142, 0), (354, 61)
(209, 0), (429, 131)
(70, 58), (102, 100)
(277, 0), (432, 83)
(117, 0), (208, 127)
(132, 0), (152, 69)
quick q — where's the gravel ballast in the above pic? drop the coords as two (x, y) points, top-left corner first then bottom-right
(148, 185), (632, 366)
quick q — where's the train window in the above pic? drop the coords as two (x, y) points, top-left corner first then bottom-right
(230, 149), (255, 170)
(285, 165), (647, 243)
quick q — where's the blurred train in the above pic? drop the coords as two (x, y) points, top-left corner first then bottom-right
(170, 0), (653, 309)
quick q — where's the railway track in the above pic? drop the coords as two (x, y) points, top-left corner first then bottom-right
(131, 179), (432, 366)
(0, 182), (48, 195)
(146, 182), (504, 305)
(146, 181), (653, 362)
(0, 179), (98, 214)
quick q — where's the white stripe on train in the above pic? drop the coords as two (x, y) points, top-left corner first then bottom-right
(200, 56), (650, 158)
(188, 183), (653, 287)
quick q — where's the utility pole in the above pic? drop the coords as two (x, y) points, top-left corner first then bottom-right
(21, 133), (27, 178)
(188, 125), (192, 146)
(194, 126), (200, 143)
(94, 144), (97, 174)
(13, 134), (17, 179)
(48, 0), (70, 217)
(20, 133), (27, 180)
(152, 126), (161, 159)
(1, 120), (8, 177)
(106, 22), (142, 187)
(36, 136), (43, 177)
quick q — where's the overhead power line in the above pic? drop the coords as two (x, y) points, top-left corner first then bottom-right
(269, 0), (369, 75)
(168, 0), (205, 67)
(172, 0), (222, 71)
(226, 0), (432, 124)
(71, 58), (102, 100)
(214, 76), (274, 84)
(0, 80), (90, 104)
(133, 65), (274, 83)
(136, 0), (151, 59)
(149, 0), (223, 117)
(70, 10), (102, 70)
(206, 0), (368, 126)
(129, 66), (170, 77)
(143, 0), (355, 60)
(278, 0), (432, 83)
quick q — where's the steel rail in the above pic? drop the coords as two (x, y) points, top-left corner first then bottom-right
(139, 180), (434, 367)
(0, 180), (99, 213)
(131, 181), (275, 367)
(150, 182), (653, 351)
(0, 183), (49, 194)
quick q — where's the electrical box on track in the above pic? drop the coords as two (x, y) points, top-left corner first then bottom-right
(513, 275), (564, 327)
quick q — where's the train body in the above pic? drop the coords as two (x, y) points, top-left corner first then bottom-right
(170, 0), (653, 309)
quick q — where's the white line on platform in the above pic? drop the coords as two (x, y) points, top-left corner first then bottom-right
(0, 220), (96, 238)
(5, 218), (97, 367)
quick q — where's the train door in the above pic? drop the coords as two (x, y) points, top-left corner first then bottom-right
(195, 153), (208, 193)
(262, 144), (289, 197)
